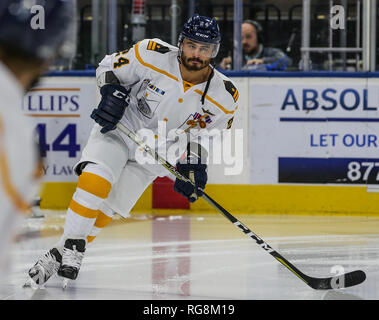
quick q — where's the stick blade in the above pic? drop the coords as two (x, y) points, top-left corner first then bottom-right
(343, 270), (366, 288)
(308, 270), (366, 290)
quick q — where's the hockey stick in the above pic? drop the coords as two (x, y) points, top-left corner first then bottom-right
(116, 122), (366, 290)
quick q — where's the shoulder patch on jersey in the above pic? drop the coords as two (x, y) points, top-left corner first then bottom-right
(223, 80), (239, 103)
(147, 40), (171, 54)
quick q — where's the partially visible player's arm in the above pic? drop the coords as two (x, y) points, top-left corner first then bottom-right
(96, 40), (150, 89)
(91, 42), (148, 133)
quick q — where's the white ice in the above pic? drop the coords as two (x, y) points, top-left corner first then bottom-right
(0, 210), (378, 300)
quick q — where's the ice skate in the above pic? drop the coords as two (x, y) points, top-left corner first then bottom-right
(58, 238), (86, 282)
(25, 248), (62, 287)
(30, 197), (45, 218)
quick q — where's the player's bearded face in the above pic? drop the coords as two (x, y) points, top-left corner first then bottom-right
(180, 39), (213, 71)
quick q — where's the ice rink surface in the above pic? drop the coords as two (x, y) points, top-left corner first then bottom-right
(1, 210), (379, 300)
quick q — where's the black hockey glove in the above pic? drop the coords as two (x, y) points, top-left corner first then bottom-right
(174, 163), (207, 203)
(91, 84), (131, 134)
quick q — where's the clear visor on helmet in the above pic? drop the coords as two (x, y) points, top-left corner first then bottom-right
(181, 37), (220, 59)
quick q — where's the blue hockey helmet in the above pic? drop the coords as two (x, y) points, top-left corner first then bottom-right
(178, 14), (221, 58)
(0, 0), (75, 62)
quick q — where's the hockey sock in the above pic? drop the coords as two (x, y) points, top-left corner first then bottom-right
(87, 202), (115, 243)
(58, 163), (113, 247)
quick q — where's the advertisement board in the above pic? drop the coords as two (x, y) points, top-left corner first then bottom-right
(250, 77), (379, 186)
(22, 77), (96, 182)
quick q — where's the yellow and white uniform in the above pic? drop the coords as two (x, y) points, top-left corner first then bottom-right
(75, 38), (239, 220)
(0, 62), (39, 274)
(75, 39), (238, 216)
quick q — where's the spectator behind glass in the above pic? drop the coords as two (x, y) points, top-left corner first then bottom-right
(219, 20), (293, 71)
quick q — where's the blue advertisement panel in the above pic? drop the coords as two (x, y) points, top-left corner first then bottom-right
(279, 157), (379, 184)
(249, 77), (379, 185)
(22, 78), (96, 182)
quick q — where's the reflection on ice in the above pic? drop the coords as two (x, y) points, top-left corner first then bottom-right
(1, 210), (377, 300)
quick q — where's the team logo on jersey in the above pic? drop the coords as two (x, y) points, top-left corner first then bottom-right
(137, 79), (153, 118)
(137, 99), (152, 119)
(136, 80), (165, 119)
(179, 112), (213, 132)
(201, 107), (215, 116)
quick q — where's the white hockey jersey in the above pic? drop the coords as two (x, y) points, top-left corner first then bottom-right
(96, 38), (239, 172)
(0, 62), (40, 272)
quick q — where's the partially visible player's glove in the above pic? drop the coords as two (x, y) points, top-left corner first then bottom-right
(174, 163), (207, 202)
(91, 84), (131, 134)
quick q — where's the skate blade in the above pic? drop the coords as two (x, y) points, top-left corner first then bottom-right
(23, 279), (33, 288)
(62, 278), (69, 290)
(23, 278), (45, 290)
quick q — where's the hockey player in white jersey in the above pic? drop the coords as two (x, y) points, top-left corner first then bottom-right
(0, 0), (74, 284)
(27, 14), (240, 286)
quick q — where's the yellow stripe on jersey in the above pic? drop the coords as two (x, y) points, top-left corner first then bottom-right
(69, 199), (99, 219)
(134, 41), (179, 83)
(233, 90), (239, 102)
(183, 80), (194, 92)
(77, 172), (112, 199)
(147, 41), (171, 54)
(135, 41), (235, 115)
(194, 89), (235, 115)
(0, 116), (30, 214)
